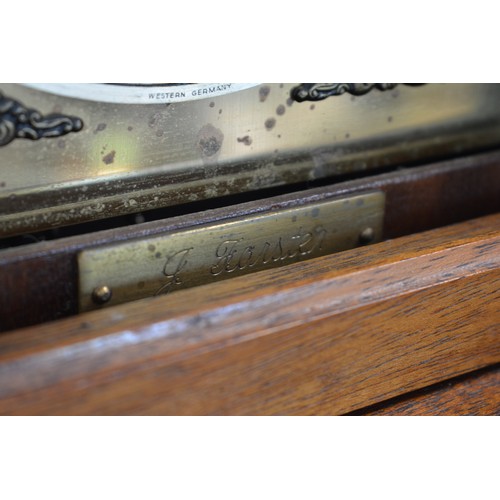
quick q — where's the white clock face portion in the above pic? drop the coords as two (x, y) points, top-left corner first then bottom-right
(22, 83), (259, 104)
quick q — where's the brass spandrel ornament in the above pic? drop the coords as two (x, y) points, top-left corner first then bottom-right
(291, 83), (425, 102)
(0, 91), (83, 147)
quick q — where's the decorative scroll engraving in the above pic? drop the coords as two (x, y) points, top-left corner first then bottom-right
(291, 83), (424, 102)
(0, 91), (83, 147)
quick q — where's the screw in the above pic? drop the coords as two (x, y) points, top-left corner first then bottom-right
(359, 227), (375, 245)
(91, 285), (112, 305)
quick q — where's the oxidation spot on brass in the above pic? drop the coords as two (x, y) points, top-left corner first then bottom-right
(345, 133), (350, 139)
(155, 252), (161, 259)
(200, 138), (220, 157)
(204, 166), (216, 179)
(310, 104), (315, 110)
(198, 124), (224, 158)
(276, 104), (286, 116)
(356, 199), (364, 207)
(259, 86), (271, 102)
(138, 281), (145, 289)
(265, 118), (276, 130)
(209, 101), (215, 108)
(0, 181), (6, 188)
(387, 116), (393, 123)
(392, 90), (400, 98)
(128, 126), (133, 131)
(149, 112), (165, 128)
(148, 244), (156, 252)
(94, 123), (107, 134)
(156, 130), (164, 137)
(57, 139), (65, 149)
(102, 150), (116, 165)
(279, 84), (284, 88)
(218, 109), (222, 114)
(311, 207), (320, 217)
(237, 136), (252, 146)
(350, 96), (356, 102)
(286, 98), (293, 107)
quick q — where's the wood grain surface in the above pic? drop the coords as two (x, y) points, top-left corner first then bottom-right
(350, 364), (499, 416)
(1, 150), (499, 332)
(0, 214), (498, 415)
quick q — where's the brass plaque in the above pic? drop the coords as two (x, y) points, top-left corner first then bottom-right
(78, 191), (385, 311)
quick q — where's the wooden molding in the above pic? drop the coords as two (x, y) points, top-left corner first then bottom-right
(0, 214), (499, 415)
(352, 365), (499, 416)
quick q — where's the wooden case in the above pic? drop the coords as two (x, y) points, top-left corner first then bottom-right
(0, 152), (499, 415)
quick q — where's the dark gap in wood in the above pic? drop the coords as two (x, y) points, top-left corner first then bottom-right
(2, 145), (499, 250)
(345, 363), (500, 416)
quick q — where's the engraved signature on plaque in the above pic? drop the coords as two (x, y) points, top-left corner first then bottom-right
(155, 227), (327, 296)
(0, 91), (83, 147)
(157, 248), (193, 295)
(210, 227), (326, 276)
(78, 192), (385, 312)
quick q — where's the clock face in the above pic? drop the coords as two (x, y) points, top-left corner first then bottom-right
(22, 83), (259, 104)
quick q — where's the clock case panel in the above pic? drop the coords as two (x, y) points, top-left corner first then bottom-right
(1, 83), (500, 237)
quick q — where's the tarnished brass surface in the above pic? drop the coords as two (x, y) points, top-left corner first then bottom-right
(2, 83), (500, 237)
(78, 191), (385, 311)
